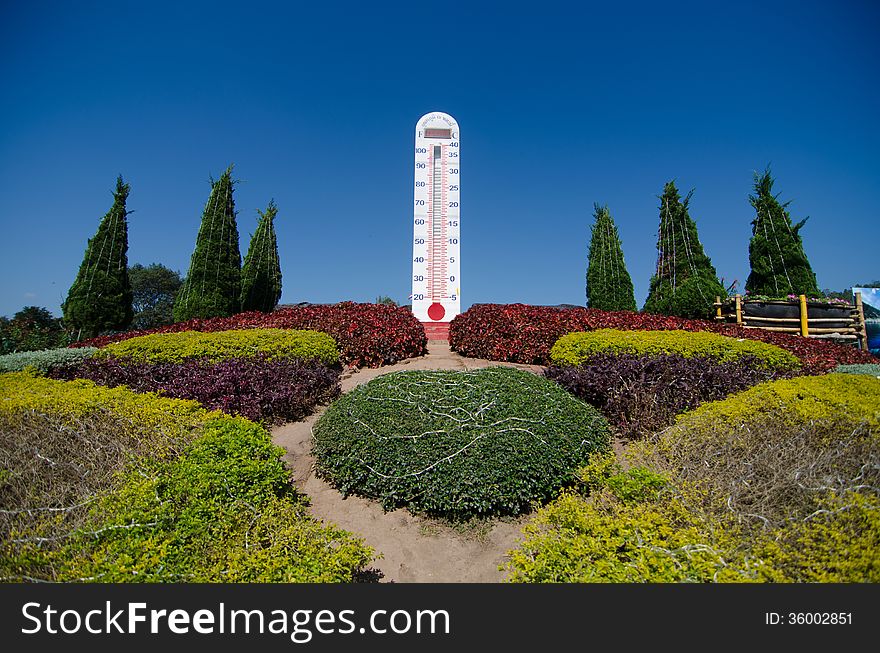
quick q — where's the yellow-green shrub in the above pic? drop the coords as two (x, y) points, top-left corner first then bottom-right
(507, 373), (880, 583)
(0, 373), (373, 582)
(550, 329), (799, 370)
(0, 371), (206, 457)
(97, 328), (339, 365)
(671, 373), (880, 434)
(506, 485), (880, 583)
(506, 487), (754, 583)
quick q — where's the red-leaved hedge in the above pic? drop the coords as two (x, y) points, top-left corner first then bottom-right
(72, 303), (428, 368)
(449, 304), (876, 373)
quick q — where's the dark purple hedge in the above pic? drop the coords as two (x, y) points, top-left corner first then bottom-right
(51, 355), (340, 424)
(545, 353), (792, 438)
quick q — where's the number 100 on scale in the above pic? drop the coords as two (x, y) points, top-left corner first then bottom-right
(412, 111), (460, 323)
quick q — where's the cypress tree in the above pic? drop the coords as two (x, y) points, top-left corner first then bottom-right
(173, 166), (242, 322)
(240, 200), (283, 312)
(62, 176), (133, 339)
(643, 181), (725, 319)
(745, 168), (820, 297)
(585, 203), (636, 311)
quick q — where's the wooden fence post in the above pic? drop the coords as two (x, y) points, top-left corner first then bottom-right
(855, 292), (868, 351)
(735, 294), (742, 325)
(715, 296), (722, 320)
(799, 294), (809, 337)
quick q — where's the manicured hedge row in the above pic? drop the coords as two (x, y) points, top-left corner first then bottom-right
(507, 374), (880, 582)
(0, 372), (373, 582)
(51, 355), (340, 424)
(546, 353), (789, 438)
(313, 368), (611, 519)
(449, 303), (876, 371)
(97, 328), (339, 365)
(551, 329), (799, 370)
(73, 302), (428, 368)
(0, 346), (97, 374)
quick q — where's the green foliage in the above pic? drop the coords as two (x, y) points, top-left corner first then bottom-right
(834, 363), (880, 377)
(313, 367), (611, 519)
(507, 373), (880, 583)
(672, 373), (880, 432)
(643, 272), (726, 320)
(745, 168), (820, 297)
(129, 263), (183, 330)
(51, 417), (372, 582)
(240, 200), (283, 313)
(604, 467), (668, 503)
(375, 296), (398, 306)
(506, 488), (752, 583)
(0, 376), (373, 582)
(0, 306), (69, 354)
(750, 491), (880, 583)
(0, 371), (207, 444)
(550, 329), (799, 370)
(173, 166), (242, 322)
(97, 328), (339, 365)
(0, 347), (97, 374)
(62, 176), (134, 339)
(586, 204), (636, 311)
(643, 182), (725, 319)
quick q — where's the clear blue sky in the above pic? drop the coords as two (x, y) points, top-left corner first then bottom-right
(1, 0), (878, 319)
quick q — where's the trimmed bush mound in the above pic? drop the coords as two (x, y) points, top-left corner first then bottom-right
(312, 368), (611, 519)
(0, 372), (373, 582)
(550, 329), (798, 370)
(74, 302), (427, 368)
(0, 346), (97, 374)
(546, 353), (789, 438)
(506, 374), (880, 582)
(97, 328), (338, 365)
(449, 303), (875, 371)
(835, 363), (880, 377)
(51, 355), (339, 424)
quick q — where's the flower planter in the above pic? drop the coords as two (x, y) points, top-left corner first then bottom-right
(741, 300), (852, 329)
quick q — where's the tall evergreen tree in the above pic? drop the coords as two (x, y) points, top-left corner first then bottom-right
(586, 203), (636, 311)
(745, 168), (820, 297)
(643, 181), (725, 319)
(62, 176), (133, 339)
(173, 166), (242, 322)
(240, 200), (283, 312)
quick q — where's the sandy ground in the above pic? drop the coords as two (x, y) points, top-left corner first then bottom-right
(271, 341), (544, 582)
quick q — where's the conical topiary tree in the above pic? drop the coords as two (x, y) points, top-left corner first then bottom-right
(173, 166), (242, 322)
(745, 168), (820, 297)
(240, 200), (282, 312)
(586, 203), (636, 311)
(643, 181), (725, 319)
(62, 176), (133, 339)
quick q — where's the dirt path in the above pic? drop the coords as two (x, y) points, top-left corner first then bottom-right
(271, 341), (544, 582)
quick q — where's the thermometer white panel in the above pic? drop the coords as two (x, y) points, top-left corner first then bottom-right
(412, 111), (460, 323)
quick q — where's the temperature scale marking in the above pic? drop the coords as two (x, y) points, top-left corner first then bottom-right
(412, 112), (460, 323)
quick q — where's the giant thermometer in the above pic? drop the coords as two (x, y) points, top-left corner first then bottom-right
(412, 111), (460, 323)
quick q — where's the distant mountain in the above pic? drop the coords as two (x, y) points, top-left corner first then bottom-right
(862, 302), (880, 320)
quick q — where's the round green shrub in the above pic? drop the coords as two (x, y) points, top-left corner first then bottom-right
(550, 329), (800, 370)
(312, 367), (611, 519)
(97, 328), (339, 365)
